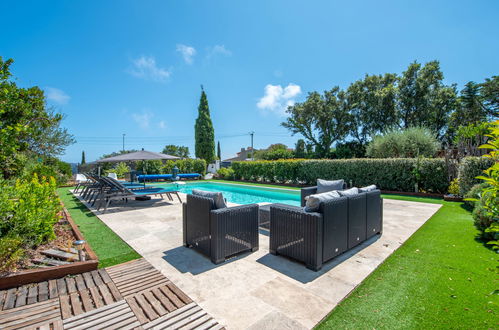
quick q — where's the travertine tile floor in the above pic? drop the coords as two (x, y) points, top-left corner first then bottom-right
(75, 192), (441, 329)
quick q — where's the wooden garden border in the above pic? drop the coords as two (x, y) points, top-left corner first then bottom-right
(0, 206), (98, 290)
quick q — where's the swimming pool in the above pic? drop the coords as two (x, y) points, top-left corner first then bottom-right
(153, 181), (301, 206)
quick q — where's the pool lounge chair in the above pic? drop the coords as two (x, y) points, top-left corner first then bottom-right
(95, 177), (182, 213)
(138, 173), (201, 182)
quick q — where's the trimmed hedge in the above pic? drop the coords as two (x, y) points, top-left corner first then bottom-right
(457, 157), (495, 195)
(232, 158), (450, 193)
(160, 159), (206, 176)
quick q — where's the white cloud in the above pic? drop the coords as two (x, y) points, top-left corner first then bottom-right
(128, 56), (171, 82)
(256, 83), (302, 116)
(131, 111), (154, 129)
(158, 120), (166, 129)
(45, 87), (70, 105)
(206, 45), (232, 59)
(176, 44), (196, 64)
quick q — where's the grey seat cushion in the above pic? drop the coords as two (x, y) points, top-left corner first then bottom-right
(192, 189), (227, 209)
(359, 185), (377, 193)
(305, 190), (341, 212)
(338, 187), (359, 196)
(317, 179), (345, 193)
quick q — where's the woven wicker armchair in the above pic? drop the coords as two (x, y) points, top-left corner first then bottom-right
(182, 194), (259, 264)
(270, 190), (383, 271)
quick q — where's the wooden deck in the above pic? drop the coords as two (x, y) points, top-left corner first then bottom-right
(0, 258), (224, 330)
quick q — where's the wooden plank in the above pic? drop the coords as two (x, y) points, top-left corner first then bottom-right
(98, 269), (113, 283)
(126, 297), (149, 325)
(88, 286), (104, 308)
(59, 295), (72, 319)
(26, 285), (38, 305)
(14, 285), (28, 308)
(118, 274), (168, 292)
(40, 249), (78, 261)
(163, 310), (206, 329)
(90, 270), (104, 286)
(0, 299), (58, 322)
(78, 289), (94, 313)
(2, 312), (60, 330)
(159, 285), (184, 308)
(151, 287), (176, 312)
(180, 314), (213, 330)
(82, 271), (95, 288)
(143, 290), (167, 316)
(48, 279), (58, 299)
(166, 282), (192, 304)
(3, 288), (17, 310)
(142, 303), (198, 329)
(38, 281), (49, 302)
(69, 292), (83, 316)
(32, 258), (71, 266)
(74, 274), (86, 291)
(52, 319), (64, 330)
(112, 269), (159, 285)
(0, 290), (6, 310)
(135, 293), (159, 321)
(106, 282), (123, 302)
(56, 278), (67, 295)
(66, 277), (77, 294)
(63, 300), (128, 327)
(98, 284), (114, 305)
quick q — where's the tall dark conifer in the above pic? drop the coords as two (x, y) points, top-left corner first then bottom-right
(217, 141), (221, 160)
(81, 151), (86, 164)
(195, 87), (215, 163)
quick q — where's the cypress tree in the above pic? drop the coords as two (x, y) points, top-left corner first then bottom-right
(195, 88), (215, 163)
(81, 151), (86, 164)
(217, 141), (221, 160)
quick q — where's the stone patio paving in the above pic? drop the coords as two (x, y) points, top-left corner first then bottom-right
(76, 192), (441, 329)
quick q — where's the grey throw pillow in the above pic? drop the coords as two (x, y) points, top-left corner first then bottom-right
(359, 185), (377, 193)
(305, 190), (341, 212)
(317, 179), (345, 193)
(192, 189), (227, 209)
(338, 187), (359, 197)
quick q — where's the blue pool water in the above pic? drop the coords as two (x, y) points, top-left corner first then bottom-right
(153, 182), (301, 206)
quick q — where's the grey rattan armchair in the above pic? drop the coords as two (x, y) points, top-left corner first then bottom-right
(270, 190), (383, 271)
(183, 194), (259, 264)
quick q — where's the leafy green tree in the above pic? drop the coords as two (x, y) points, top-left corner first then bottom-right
(346, 73), (398, 145)
(0, 57), (74, 179)
(217, 141), (221, 160)
(254, 144), (294, 160)
(162, 145), (189, 158)
(282, 87), (350, 158)
(194, 89), (215, 163)
(397, 60), (457, 138)
(294, 139), (306, 158)
(81, 151), (86, 165)
(480, 76), (499, 117)
(366, 127), (440, 158)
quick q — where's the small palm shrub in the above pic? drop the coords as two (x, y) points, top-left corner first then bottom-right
(366, 127), (440, 158)
(105, 162), (130, 178)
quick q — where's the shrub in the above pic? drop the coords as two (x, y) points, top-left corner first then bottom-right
(160, 159), (207, 176)
(447, 178), (460, 195)
(0, 174), (61, 272)
(136, 160), (163, 174)
(216, 167), (235, 180)
(366, 127), (440, 158)
(472, 203), (495, 240)
(104, 162), (130, 178)
(232, 158), (450, 193)
(21, 157), (72, 186)
(457, 157), (495, 195)
(464, 183), (490, 208)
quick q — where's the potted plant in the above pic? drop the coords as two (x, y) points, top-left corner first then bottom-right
(444, 178), (463, 202)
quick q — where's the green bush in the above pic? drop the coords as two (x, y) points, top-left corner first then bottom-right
(472, 203), (495, 240)
(136, 160), (163, 174)
(104, 162), (130, 178)
(464, 183), (490, 208)
(366, 127), (440, 158)
(457, 157), (495, 195)
(21, 157), (72, 186)
(232, 158), (450, 193)
(0, 174), (61, 272)
(160, 159), (207, 176)
(216, 167), (235, 180)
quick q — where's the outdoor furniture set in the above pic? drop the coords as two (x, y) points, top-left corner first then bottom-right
(182, 179), (383, 271)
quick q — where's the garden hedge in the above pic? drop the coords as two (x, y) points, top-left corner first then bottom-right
(160, 159), (207, 176)
(457, 157), (495, 195)
(232, 158), (451, 193)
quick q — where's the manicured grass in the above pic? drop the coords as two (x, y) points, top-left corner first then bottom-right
(317, 198), (497, 329)
(57, 187), (141, 268)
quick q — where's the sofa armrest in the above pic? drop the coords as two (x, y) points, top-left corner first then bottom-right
(210, 204), (260, 263)
(184, 194), (214, 254)
(301, 186), (318, 207)
(269, 205), (323, 270)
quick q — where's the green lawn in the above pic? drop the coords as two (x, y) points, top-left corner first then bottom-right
(57, 187), (141, 268)
(317, 198), (497, 329)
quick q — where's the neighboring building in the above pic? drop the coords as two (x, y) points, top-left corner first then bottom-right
(222, 147), (257, 166)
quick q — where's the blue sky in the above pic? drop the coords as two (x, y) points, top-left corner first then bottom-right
(2, 1), (498, 163)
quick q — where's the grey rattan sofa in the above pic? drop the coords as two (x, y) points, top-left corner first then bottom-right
(183, 194), (259, 264)
(270, 189), (383, 271)
(300, 181), (348, 206)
